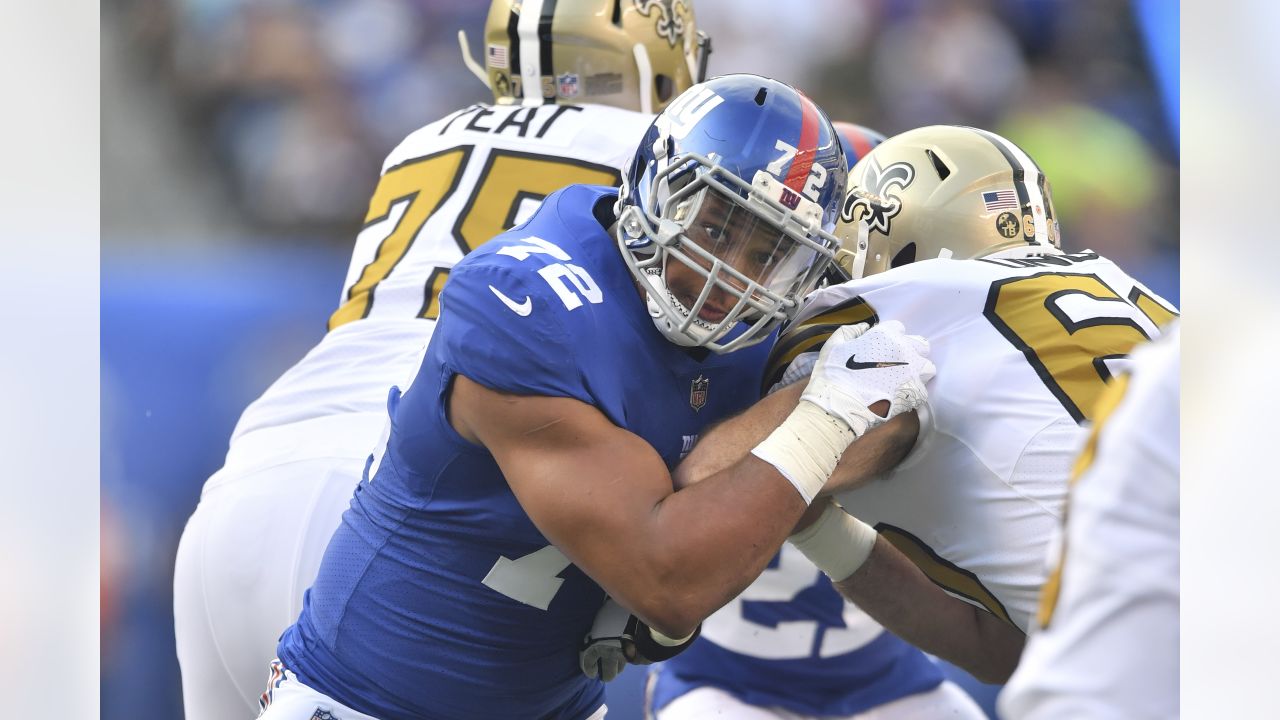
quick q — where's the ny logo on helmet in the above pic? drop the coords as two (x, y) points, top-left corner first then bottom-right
(634, 0), (690, 48)
(657, 85), (723, 140)
(840, 160), (915, 236)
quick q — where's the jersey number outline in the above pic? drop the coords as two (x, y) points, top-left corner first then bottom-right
(498, 236), (604, 311)
(329, 147), (471, 330)
(329, 148), (619, 330)
(700, 546), (882, 660)
(983, 272), (1177, 423)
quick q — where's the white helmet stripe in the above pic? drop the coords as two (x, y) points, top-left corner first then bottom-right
(967, 126), (1051, 247)
(518, 0), (548, 107)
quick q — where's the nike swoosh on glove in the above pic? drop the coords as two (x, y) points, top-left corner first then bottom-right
(799, 320), (935, 436)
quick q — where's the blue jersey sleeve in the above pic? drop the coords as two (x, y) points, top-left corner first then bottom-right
(433, 256), (592, 404)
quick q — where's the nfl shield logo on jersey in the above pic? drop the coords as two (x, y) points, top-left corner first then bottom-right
(689, 374), (709, 412)
(310, 709), (337, 720)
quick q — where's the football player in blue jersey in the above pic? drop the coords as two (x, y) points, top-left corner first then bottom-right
(640, 122), (987, 720)
(255, 75), (941, 720)
(175, 3), (712, 717)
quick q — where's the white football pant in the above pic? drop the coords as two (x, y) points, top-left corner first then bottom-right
(651, 680), (985, 720)
(174, 451), (367, 720)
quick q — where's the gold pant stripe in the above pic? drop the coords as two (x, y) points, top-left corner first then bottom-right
(762, 298), (877, 390)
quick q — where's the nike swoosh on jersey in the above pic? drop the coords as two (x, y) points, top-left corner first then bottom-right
(845, 355), (909, 370)
(489, 285), (533, 316)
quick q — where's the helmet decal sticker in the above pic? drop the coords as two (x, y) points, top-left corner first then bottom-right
(585, 72), (623, 96)
(634, 0), (690, 48)
(996, 211), (1021, 238)
(656, 85), (723, 140)
(840, 159), (916, 237)
(487, 44), (509, 69)
(557, 72), (580, 98)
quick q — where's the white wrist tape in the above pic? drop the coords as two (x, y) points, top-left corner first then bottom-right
(788, 502), (878, 582)
(750, 400), (857, 504)
(648, 627), (695, 647)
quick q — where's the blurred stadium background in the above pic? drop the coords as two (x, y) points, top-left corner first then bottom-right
(100, 1), (1177, 717)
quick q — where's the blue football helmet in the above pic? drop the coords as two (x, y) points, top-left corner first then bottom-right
(833, 121), (887, 166)
(616, 74), (848, 353)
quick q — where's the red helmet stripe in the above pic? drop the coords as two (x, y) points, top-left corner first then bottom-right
(846, 127), (874, 163)
(783, 93), (820, 192)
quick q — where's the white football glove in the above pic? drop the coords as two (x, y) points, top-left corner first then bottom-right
(800, 321), (934, 436)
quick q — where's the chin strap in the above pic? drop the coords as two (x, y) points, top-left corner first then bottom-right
(456, 30), (488, 86)
(849, 221), (870, 280)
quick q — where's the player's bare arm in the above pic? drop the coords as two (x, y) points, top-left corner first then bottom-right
(674, 386), (1018, 680)
(674, 376), (920, 494)
(833, 531), (1026, 684)
(452, 320), (932, 639)
(451, 374), (809, 639)
(780, 499), (1027, 683)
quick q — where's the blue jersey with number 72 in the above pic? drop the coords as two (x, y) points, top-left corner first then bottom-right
(276, 184), (774, 720)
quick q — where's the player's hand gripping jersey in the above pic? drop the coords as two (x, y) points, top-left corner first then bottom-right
(768, 250), (1178, 631)
(230, 101), (653, 442)
(275, 185), (776, 720)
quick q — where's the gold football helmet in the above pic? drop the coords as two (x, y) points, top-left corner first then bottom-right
(834, 125), (1062, 279)
(459, 0), (711, 113)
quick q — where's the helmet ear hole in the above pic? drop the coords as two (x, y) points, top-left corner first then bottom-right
(890, 242), (916, 268)
(925, 149), (950, 181)
(655, 74), (675, 102)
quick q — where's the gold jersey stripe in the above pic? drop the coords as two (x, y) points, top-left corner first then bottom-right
(762, 297), (877, 391)
(1129, 286), (1179, 329)
(1069, 372), (1132, 484)
(876, 522), (1015, 626)
(1036, 371), (1134, 628)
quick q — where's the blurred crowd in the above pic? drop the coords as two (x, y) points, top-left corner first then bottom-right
(107, 0), (1178, 273)
(109, 0), (489, 237)
(101, 1), (1178, 718)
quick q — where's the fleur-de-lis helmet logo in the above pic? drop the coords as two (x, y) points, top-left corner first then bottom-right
(634, 0), (689, 47)
(840, 159), (916, 236)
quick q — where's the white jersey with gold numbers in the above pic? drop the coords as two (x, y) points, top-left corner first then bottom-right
(232, 102), (653, 441)
(767, 250), (1178, 631)
(999, 325), (1180, 720)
